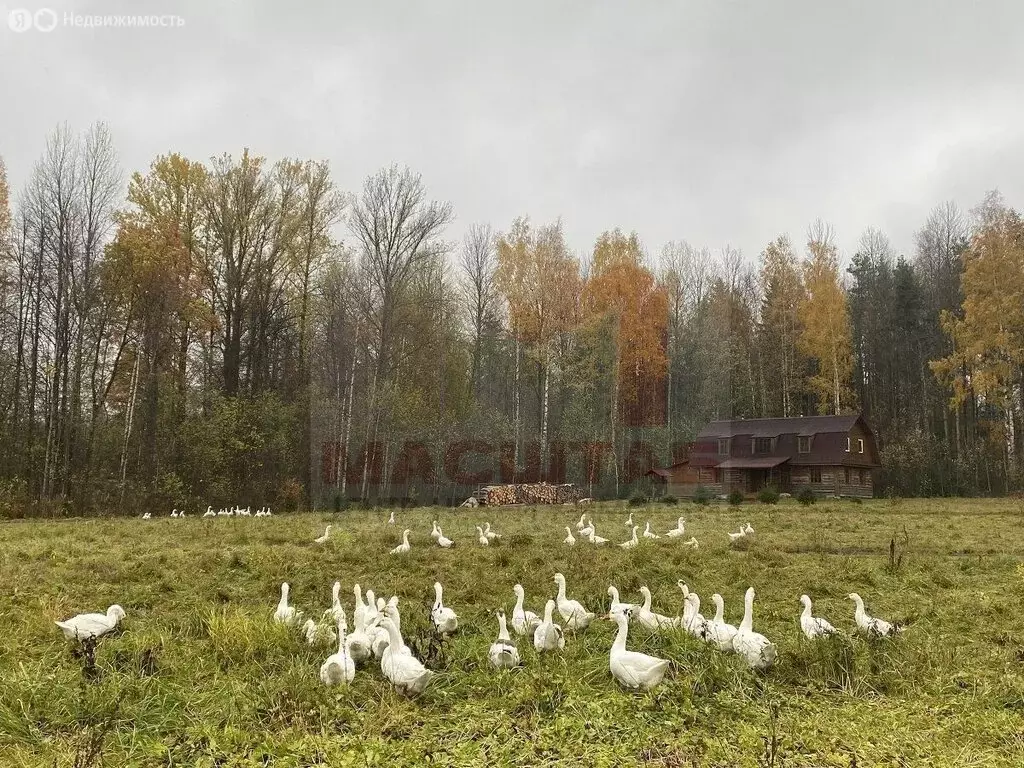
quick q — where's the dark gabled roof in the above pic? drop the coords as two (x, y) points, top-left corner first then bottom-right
(696, 415), (862, 439)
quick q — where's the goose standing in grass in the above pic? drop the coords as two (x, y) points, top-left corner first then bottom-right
(489, 609), (520, 669)
(848, 593), (900, 637)
(733, 587), (778, 670)
(563, 527), (576, 546)
(55, 605), (126, 641)
(683, 593), (708, 637)
(533, 599), (565, 652)
(607, 586), (639, 617)
(314, 525), (332, 544)
(330, 582), (344, 622)
(665, 517), (686, 538)
(203, 507), (215, 518)
(304, 610), (338, 646)
(364, 590), (381, 626)
(799, 595), (837, 639)
(352, 584), (368, 629)
(579, 519), (595, 538)
(608, 606), (670, 691)
(553, 572), (595, 629)
(744, 522), (754, 535)
(141, 512), (151, 520)
(637, 586), (679, 630)
(178, 510), (186, 518)
(703, 593), (738, 651)
(727, 528), (746, 543)
(619, 525), (639, 549)
(320, 610), (355, 685)
(576, 512), (588, 531)
(642, 521), (660, 540)
(390, 529), (411, 555)
(430, 520), (441, 540)
(624, 512), (634, 528)
(476, 526), (490, 546)
(436, 529), (455, 548)
(273, 583), (301, 626)
(511, 584), (541, 636)
(379, 617), (433, 696)
(388, 510), (396, 525)
(484, 522), (500, 540)
(344, 602), (373, 664)
(170, 509), (178, 518)
(376, 597), (412, 658)
(431, 582), (458, 634)
(682, 536), (699, 549)
(588, 525), (609, 545)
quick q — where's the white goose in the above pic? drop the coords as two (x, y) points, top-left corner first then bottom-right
(484, 522), (500, 540)
(727, 528), (746, 543)
(379, 617), (433, 696)
(619, 525), (639, 549)
(330, 582), (344, 622)
(607, 585), (639, 617)
(430, 520), (441, 540)
(431, 582), (458, 634)
(588, 525), (609, 545)
(553, 572), (595, 629)
(388, 510), (396, 525)
(436, 529), (455, 548)
(476, 526), (490, 546)
(733, 587), (778, 670)
(170, 509), (178, 518)
(533, 599), (565, 652)
(744, 522), (754, 535)
(488, 609), (520, 668)
(314, 525), (332, 544)
(704, 593), (739, 651)
(848, 593), (900, 637)
(682, 536), (700, 549)
(377, 597), (412, 658)
(683, 593), (708, 638)
(344, 601), (373, 664)
(799, 595), (837, 639)
(665, 517), (686, 538)
(303, 610), (338, 646)
(511, 584), (541, 636)
(141, 513), (151, 520)
(624, 512), (634, 528)
(608, 606), (670, 691)
(55, 605), (126, 640)
(579, 521), (595, 538)
(575, 512), (588, 531)
(352, 584), (368, 629)
(203, 507), (215, 518)
(319, 610), (355, 685)
(273, 583), (301, 626)
(637, 586), (680, 630)
(390, 529), (411, 554)
(563, 527), (576, 546)
(642, 521), (660, 539)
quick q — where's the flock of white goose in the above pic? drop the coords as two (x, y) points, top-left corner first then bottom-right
(56, 506), (903, 696)
(141, 506), (273, 520)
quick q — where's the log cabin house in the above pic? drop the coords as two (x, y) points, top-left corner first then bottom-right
(648, 415), (880, 498)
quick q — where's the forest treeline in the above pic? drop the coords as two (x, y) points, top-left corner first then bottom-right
(0, 123), (1022, 515)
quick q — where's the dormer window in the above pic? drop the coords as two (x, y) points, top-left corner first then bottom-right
(798, 436), (811, 454)
(754, 437), (772, 454)
(718, 438), (730, 455)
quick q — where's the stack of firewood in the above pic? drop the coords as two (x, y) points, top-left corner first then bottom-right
(480, 482), (583, 506)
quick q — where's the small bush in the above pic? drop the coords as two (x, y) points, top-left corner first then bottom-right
(728, 489), (744, 506)
(758, 487), (780, 505)
(628, 494), (648, 507)
(662, 494), (678, 506)
(797, 487), (816, 506)
(693, 486), (711, 505)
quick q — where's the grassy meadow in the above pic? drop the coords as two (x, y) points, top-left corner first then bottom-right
(1, 497), (1023, 767)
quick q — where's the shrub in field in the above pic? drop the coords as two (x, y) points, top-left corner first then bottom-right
(693, 486), (711, 505)
(662, 494), (678, 506)
(797, 487), (816, 505)
(728, 490), (744, 506)
(628, 494), (648, 507)
(758, 487), (780, 505)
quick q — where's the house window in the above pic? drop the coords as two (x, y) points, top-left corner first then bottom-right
(810, 468), (822, 483)
(857, 439), (864, 454)
(845, 437), (851, 452)
(718, 438), (729, 455)
(798, 436), (811, 454)
(754, 437), (772, 454)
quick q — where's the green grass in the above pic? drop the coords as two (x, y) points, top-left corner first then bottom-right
(1, 498), (1023, 767)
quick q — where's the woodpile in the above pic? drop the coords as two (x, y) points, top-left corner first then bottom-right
(479, 482), (583, 506)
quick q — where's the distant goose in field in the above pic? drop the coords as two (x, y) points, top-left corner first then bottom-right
(643, 521), (660, 539)
(607, 585), (639, 617)
(141, 513), (151, 520)
(734, 587), (778, 670)
(553, 572), (595, 629)
(436, 529), (455, 548)
(534, 599), (565, 652)
(799, 595), (837, 639)
(576, 512), (588, 531)
(579, 520), (595, 538)
(430, 520), (441, 540)
(624, 512), (634, 528)
(177, 509), (186, 518)
(390, 529), (411, 555)
(489, 609), (520, 669)
(743, 522), (754, 535)
(170, 509), (179, 518)
(319, 609), (355, 685)
(637, 586), (679, 630)
(683, 593), (708, 637)
(314, 525), (332, 544)
(431, 582), (458, 634)
(379, 617), (433, 696)
(563, 527), (576, 546)
(203, 507), (215, 518)
(703, 593), (739, 651)
(263, 507), (272, 517)
(588, 524), (608, 545)
(665, 518), (686, 538)
(330, 582), (344, 623)
(727, 528), (747, 543)
(364, 590), (381, 626)
(682, 536), (700, 549)
(619, 525), (639, 549)
(388, 510), (396, 525)
(352, 584), (368, 630)
(511, 584), (541, 636)
(55, 604), (126, 641)
(476, 526), (490, 546)
(848, 593), (901, 637)
(484, 522), (500, 540)
(273, 583), (301, 626)
(303, 610), (338, 646)
(608, 606), (669, 691)
(239, 506), (251, 517)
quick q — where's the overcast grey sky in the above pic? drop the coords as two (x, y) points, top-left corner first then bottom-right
(2, 0), (1023, 264)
